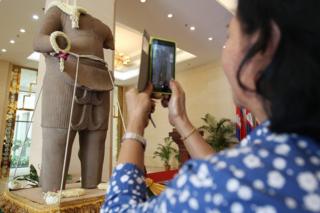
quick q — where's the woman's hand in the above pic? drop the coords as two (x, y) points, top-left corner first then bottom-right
(162, 80), (215, 159)
(162, 80), (190, 126)
(126, 83), (155, 135)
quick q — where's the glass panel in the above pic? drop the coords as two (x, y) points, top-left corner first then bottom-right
(16, 110), (33, 122)
(17, 92), (36, 110)
(10, 68), (37, 170)
(11, 121), (32, 168)
(19, 69), (38, 93)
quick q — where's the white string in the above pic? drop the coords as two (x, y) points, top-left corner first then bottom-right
(55, 53), (128, 204)
(58, 55), (80, 204)
(12, 87), (43, 179)
(106, 68), (127, 132)
(117, 96), (127, 133)
(68, 51), (126, 131)
(8, 54), (127, 204)
(6, 54), (124, 202)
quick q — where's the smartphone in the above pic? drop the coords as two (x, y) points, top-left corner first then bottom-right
(149, 38), (176, 94)
(138, 30), (151, 92)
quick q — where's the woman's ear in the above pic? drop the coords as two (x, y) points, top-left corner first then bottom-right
(250, 21), (281, 59)
(241, 21), (281, 91)
(252, 21), (281, 80)
(265, 21), (281, 58)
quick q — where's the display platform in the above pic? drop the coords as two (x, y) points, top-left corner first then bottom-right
(0, 183), (106, 213)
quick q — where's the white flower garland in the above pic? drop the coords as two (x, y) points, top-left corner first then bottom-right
(97, 182), (108, 190)
(8, 180), (22, 190)
(43, 192), (60, 205)
(47, 1), (87, 29)
(50, 31), (71, 72)
(43, 188), (86, 205)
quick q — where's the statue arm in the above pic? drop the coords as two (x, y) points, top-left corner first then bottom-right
(103, 24), (115, 50)
(33, 7), (63, 53)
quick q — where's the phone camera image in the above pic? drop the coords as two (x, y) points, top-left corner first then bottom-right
(151, 39), (176, 94)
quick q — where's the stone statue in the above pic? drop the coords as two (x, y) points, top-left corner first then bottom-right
(33, 1), (114, 192)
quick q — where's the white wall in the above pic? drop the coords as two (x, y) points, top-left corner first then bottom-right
(0, 60), (11, 164)
(29, 0), (115, 182)
(143, 62), (235, 171)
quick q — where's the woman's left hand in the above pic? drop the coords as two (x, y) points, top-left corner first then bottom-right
(126, 83), (155, 135)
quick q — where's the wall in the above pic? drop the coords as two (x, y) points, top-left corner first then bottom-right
(29, 0), (116, 183)
(0, 60), (11, 164)
(143, 62), (235, 172)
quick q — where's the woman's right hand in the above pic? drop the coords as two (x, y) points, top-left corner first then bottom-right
(162, 80), (190, 127)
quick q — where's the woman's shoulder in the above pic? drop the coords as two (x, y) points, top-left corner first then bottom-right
(178, 121), (320, 180)
(213, 121), (320, 171)
(242, 121), (320, 158)
(169, 124), (320, 212)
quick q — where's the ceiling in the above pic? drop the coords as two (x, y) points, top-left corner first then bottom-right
(0, 0), (45, 69)
(115, 0), (232, 72)
(0, 0), (232, 74)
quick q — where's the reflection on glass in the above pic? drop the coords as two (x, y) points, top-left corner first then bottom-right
(17, 92), (36, 110)
(10, 68), (37, 170)
(20, 68), (38, 93)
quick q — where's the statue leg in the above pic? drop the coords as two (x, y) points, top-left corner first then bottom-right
(78, 130), (106, 189)
(40, 127), (77, 192)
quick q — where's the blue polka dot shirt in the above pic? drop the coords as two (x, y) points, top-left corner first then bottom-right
(101, 122), (320, 212)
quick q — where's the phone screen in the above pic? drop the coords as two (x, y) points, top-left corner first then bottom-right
(150, 39), (176, 93)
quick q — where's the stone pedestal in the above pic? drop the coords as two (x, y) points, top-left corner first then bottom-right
(0, 183), (105, 213)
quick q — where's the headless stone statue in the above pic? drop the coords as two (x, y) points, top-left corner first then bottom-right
(33, 2), (114, 192)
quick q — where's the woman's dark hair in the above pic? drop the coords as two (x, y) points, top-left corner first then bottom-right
(236, 0), (320, 140)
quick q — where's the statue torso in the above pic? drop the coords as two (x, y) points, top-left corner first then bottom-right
(61, 12), (107, 59)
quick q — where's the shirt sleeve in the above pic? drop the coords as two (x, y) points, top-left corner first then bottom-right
(101, 143), (300, 212)
(100, 160), (232, 213)
(101, 163), (149, 212)
(101, 126), (315, 212)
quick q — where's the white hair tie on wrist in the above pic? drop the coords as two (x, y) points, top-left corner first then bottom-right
(49, 31), (71, 72)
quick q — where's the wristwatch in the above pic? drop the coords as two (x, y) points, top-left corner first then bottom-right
(121, 132), (147, 149)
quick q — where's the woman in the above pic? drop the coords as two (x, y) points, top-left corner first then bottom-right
(101, 0), (320, 212)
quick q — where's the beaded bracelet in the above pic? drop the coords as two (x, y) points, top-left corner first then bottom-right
(121, 132), (146, 150)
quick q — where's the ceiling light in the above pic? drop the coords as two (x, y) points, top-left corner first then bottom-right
(20, 28), (26, 33)
(140, 0), (146, 3)
(167, 13), (173, 18)
(190, 26), (196, 31)
(176, 48), (197, 63)
(115, 52), (131, 68)
(216, 0), (237, 15)
(1, 49), (7, 53)
(27, 52), (41, 62)
(114, 69), (139, 81)
(10, 40), (15, 44)
(208, 37), (213, 41)
(32, 14), (39, 20)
